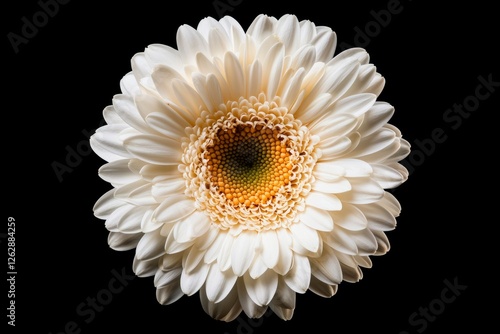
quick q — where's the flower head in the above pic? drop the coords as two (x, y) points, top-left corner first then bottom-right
(91, 14), (410, 321)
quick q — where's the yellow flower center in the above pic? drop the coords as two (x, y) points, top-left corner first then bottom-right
(181, 94), (320, 231)
(207, 125), (292, 207)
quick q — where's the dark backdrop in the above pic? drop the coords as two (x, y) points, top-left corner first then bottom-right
(4, 0), (498, 333)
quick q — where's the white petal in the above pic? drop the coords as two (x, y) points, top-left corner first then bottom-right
(94, 188), (122, 219)
(269, 304), (294, 321)
(305, 191), (342, 211)
(145, 43), (182, 69)
(224, 51), (245, 100)
(322, 228), (357, 255)
(281, 67), (306, 109)
(217, 233), (235, 272)
(182, 246), (205, 274)
(98, 159), (139, 186)
(176, 24), (209, 64)
(299, 206), (334, 232)
(231, 232), (258, 276)
(358, 102), (395, 137)
(200, 284), (241, 322)
(164, 229), (195, 254)
(150, 64), (186, 100)
(249, 255), (268, 279)
(284, 254), (311, 293)
(136, 228), (166, 261)
(371, 164), (405, 188)
(170, 78), (206, 120)
(260, 230), (280, 268)
(156, 280), (184, 305)
(133, 256), (158, 277)
(106, 204), (147, 234)
(107, 232), (141, 251)
(309, 276), (337, 298)
(102, 105), (125, 126)
(151, 179), (185, 199)
(208, 23), (231, 59)
(114, 179), (156, 206)
(318, 136), (354, 160)
(203, 231), (226, 264)
(342, 64), (377, 97)
(247, 14), (276, 44)
(271, 278), (296, 310)
(205, 264), (238, 303)
(290, 223), (320, 253)
(131, 53), (151, 81)
(154, 267), (182, 288)
(310, 28), (336, 62)
(350, 127), (397, 159)
(153, 195), (196, 224)
(143, 108), (190, 141)
(173, 210), (211, 243)
(373, 230), (391, 255)
(262, 41), (284, 98)
(360, 202), (396, 231)
(310, 246), (342, 285)
(243, 270), (278, 306)
(161, 252), (183, 271)
(276, 14), (300, 55)
(311, 177), (352, 194)
(191, 73), (224, 113)
(113, 94), (150, 133)
(310, 113), (359, 139)
(180, 259), (209, 296)
(219, 16), (246, 51)
(123, 134), (182, 165)
(274, 229), (293, 275)
(324, 159), (373, 177)
(120, 72), (140, 96)
(338, 177), (384, 204)
(380, 191), (402, 216)
(237, 279), (268, 318)
(195, 53), (230, 98)
(330, 203), (367, 231)
(90, 124), (129, 162)
(349, 228), (378, 255)
(330, 93), (377, 117)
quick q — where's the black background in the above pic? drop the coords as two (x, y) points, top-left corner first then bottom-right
(4, 0), (498, 333)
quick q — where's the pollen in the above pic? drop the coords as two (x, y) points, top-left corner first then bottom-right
(206, 125), (291, 207)
(182, 94), (318, 231)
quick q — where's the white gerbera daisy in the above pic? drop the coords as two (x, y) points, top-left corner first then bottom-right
(91, 14), (410, 321)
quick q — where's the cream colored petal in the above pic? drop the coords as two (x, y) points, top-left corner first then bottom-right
(180, 259), (209, 296)
(284, 253), (311, 294)
(154, 267), (182, 289)
(299, 206), (334, 232)
(330, 203), (367, 231)
(199, 284), (241, 322)
(107, 231), (141, 251)
(205, 264), (238, 303)
(243, 270), (278, 306)
(156, 280), (184, 305)
(136, 228), (166, 261)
